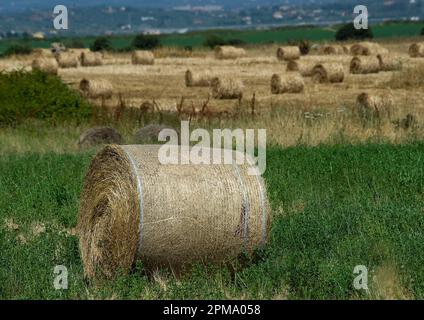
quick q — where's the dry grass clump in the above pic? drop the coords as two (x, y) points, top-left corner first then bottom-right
(387, 64), (424, 88)
(356, 92), (394, 120)
(185, 69), (213, 87)
(131, 50), (155, 65)
(350, 41), (389, 56)
(377, 54), (402, 72)
(56, 52), (78, 68)
(312, 63), (344, 83)
(80, 52), (103, 67)
(79, 78), (113, 99)
(286, 60), (317, 77)
(350, 56), (381, 74)
(214, 46), (247, 59)
(211, 77), (243, 99)
(271, 73), (304, 94)
(321, 44), (349, 55)
(31, 57), (59, 75)
(78, 127), (123, 149)
(408, 42), (424, 58)
(276, 46), (300, 61)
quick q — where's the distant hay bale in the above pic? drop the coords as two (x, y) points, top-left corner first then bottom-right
(356, 92), (394, 119)
(312, 63), (344, 83)
(56, 52), (78, 68)
(31, 57), (58, 75)
(134, 124), (178, 144)
(350, 41), (388, 56)
(321, 45), (349, 55)
(185, 69), (213, 87)
(79, 78), (113, 99)
(276, 46), (300, 61)
(77, 144), (270, 277)
(271, 73), (304, 94)
(33, 48), (54, 58)
(80, 51), (103, 67)
(377, 54), (402, 72)
(78, 127), (123, 149)
(409, 43), (424, 58)
(211, 77), (243, 99)
(214, 46), (247, 59)
(131, 50), (155, 65)
(350, 56), (381, 74)
(286, 60), (316, 77)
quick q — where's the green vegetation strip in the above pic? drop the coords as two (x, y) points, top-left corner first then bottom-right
(1, 143), (424, 299)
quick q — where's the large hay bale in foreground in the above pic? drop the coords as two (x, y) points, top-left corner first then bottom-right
(56, 52), (78, 68)
(211, 77), (243, 99)
(286, 60), (316, 77)
(185, 69), (213, 87)
(377, 54), (402, 72)
(31, 57), (58, 75)
(276, 46), (300, 61)
(131, 50), (155, 65)
(409, 43), (424, 58)
(79, 78), (113, 99)
(312, 63), (344, 83)
(78, 127), (123, 149)
(80, 51), (103, 67)
(77, 144), (270, 278)
(350, 56), (380, 74)
(350, 42), (388, 56)
(214, 46), (247, 59)
(356, 92), (394, 119)
(271, 73), (304, 94)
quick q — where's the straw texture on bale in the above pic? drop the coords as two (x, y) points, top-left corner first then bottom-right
(31, 57), (59, 75)
(185, 69), (213, 87)
(33, 48), (54, 58)
(350, 56), (381, 74)
(214, 46), (247, 59)
(350, 42), (388, 56)
(78, 127), (123, 149)
(77, 144), (270, 278)
(80, 51), (103, 67)
(56, 52), (78, 68)
(286, 60), (316, 77)
(271, 73), (304, 94)
(312, 63), (344, 83)
(131, 50), (155, 65)
(321, 45), (349, 55)
(211, 77), (243, 99)
(276, 46), (300, 61)
(377, 54), (402, 72)
(356, 92), (394, 119)
(409, 43), (424, 58)
(79, 78), (113, 99)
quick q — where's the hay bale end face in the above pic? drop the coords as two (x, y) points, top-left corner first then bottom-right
(377, 54), (402, 72)
(185, 69), (213, 87)
(350, 56), (381, 74)
(276, 46), (300, 61)
(211, 77), (243, 99)
(131, 50), (155, 65)
(31, 57), (59, 75)
(77, 144), (270, 278)
(350, 41), (388, 56)
(78, 127), (123, 149)
(286, 60), (316, 77)
(409, 43), (424, 58)
(312, 63), (344, 83)
(271, 73), (304, 94)
(80, 51), (103, 67)
(79, 78), (113, 99)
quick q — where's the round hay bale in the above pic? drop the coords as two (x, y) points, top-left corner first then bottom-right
(321, 45), (348, 55)
(409, 43), (424, 58)
(79, 78), (113, 99)
(77, 144), (270, 278)
(276, 46), (301, 61)
(185, 69), (213, 87)
(56, 52), (78, 68)
(31, 57), (58, 75)
(271, 73), (304, 94)
(80, 51), (103, 67)
(350, 41), (388, 56)
(286, 60), (316, 77)
(377, 54), (402, 72)
(131, 50), (155, 65)
(133, 124), (178, 144)
(33, 48), (54, 58)
(78, 127), (123, 149)
(356, 92), (394, 119)
(211, 77), (243, 99)
(350, 56), (380, 74)
(214, 46), (247, 60)
(312, 63), (344, 83)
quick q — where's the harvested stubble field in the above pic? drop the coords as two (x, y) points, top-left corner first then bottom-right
(1, 37), (424, 300)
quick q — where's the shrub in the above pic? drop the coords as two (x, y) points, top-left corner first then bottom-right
(0, 70), (91, 125)
(335, 23), (373, 41)
(90, 37), (111, 52)
(132, 34), (160, 50)
(3, 44), (32, 57)
(203, 34), (245, 48)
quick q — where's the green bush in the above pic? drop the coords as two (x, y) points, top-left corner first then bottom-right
(421, 27), (424, 36)
(2, 44), (33, 57)
(90, 36), (111, 52)
(335, 23), (373, 41)
(0, 70), (91, 125)
(203, 34), (245, 48)
(132, 34), (160, 50)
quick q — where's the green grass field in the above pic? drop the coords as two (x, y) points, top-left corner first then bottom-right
(2, 143), (424, 299)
